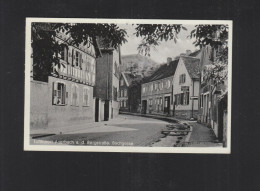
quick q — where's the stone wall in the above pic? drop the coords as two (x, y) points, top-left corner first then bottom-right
(30, 80), (49, 129)
(30, 76), (95, 130)
(47, 76), (95, 128)
(174, 110), (198, 120)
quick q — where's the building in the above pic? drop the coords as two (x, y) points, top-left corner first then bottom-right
(197, 45), (228, 142)
(141, 58), (178, 115)
(173, 56), (200, 120)
(94, 43), (121, 121)
(30, 30), (101, 129)
(118, 72), (142, 113)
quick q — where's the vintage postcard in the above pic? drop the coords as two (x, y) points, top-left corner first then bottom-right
(24, 18), (232, 153)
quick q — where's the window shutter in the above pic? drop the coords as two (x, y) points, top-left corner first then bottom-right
(65, 84), (68, 105)
(72, 49), (74, 66)
(52, 82), (58, 105)
(187, 92), (189, 105)
(79, 53), (82, 68)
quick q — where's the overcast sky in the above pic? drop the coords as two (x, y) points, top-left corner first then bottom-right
(119, 24), (198, 63)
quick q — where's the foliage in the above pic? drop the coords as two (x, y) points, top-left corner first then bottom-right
(189, 25), (229, 84)
(134, 24), (186, 56)
(31, 23), (127, 81)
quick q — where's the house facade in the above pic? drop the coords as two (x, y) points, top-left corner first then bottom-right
(118, 72), (142, 113)
(197, 45), (228, 142)
(173, 56), (200, 120)
(30, 31), (101, 129)
(94, 46), (121, 121)
(141, 58), (178, 115)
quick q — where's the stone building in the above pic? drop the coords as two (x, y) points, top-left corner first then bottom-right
(30, 30), (101, 129)
(94, 44), (121, 121)
(118, 72), (142, 113)
(141, 58), (178, 115)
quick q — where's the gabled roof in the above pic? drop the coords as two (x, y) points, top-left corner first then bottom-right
(180, 56), (200, 80)
(142, 59), (179, 83)
(122, 72), (142, 87)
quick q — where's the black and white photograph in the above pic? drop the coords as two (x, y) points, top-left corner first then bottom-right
(24, 18), (232, 153)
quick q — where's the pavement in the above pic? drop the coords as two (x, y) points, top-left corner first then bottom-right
(183, 122), (223, 147)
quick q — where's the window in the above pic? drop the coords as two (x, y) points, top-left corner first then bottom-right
(121, 90), (123, 97)
(167, 80), (171, 88)
(113, 87), (118, 101)
(60, 46), (68, 62)
(179, 74), (186, 84)
(200, 94), (204, 108)
(183, 92), (190, 105)
(83, 87), (90, 106)
(142, 87), (146, 93)
(175, 92), (189, 106)
(149, 99), (153, 106)
(150, 84), (153, 92)
(71, 84), (79, 106)
(124, 89), (127, 97)
(75, 51), (79, 67)
(120, 79), (124, 86)
(75, 51), (82, 68)
(154, 83), (158, 90)
(53, 82), (67, 105)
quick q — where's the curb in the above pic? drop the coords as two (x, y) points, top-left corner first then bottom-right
(31, 134), (56, 139)
(120, 112), (180, 124)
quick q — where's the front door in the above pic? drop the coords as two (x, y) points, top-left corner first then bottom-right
(141, 100), (147, 114)
(164, 96), (170, 114)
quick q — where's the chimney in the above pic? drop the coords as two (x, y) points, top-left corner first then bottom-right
(167, 57), (172, 66)
(186, 50), (192, 56)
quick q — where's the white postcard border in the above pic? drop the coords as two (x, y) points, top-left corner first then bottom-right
(24, 18), (232, 154)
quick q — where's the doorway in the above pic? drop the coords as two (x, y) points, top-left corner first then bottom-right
(141, 100), (147, 114)
(164, 96), (170, 114)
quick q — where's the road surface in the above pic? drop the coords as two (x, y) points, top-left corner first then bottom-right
(31, 115), (170, 147)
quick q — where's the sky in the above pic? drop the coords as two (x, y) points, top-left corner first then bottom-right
(119, 24), (198, 63)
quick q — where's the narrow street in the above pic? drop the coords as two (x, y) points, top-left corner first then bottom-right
(31, 115), (170, 147)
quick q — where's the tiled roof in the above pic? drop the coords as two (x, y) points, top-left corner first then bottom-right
(142, 59), (179, 83)
(123, 72), (142, 86)
(181, 56), (200, 79)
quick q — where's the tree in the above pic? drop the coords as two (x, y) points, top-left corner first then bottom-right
(189, 25), (229, 85)
(134, 24), (186, 56)
(32, 22), (229, 86)
(31, 23), (127, 81)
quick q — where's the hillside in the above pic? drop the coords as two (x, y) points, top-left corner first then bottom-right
(121, 54), (160, 77)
